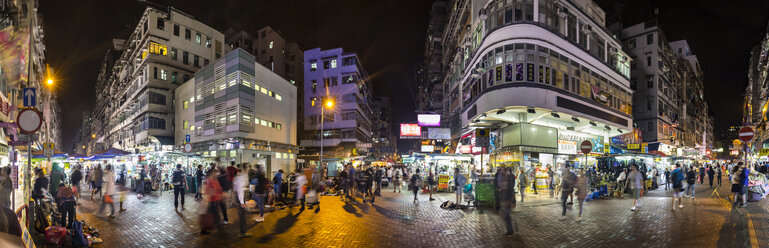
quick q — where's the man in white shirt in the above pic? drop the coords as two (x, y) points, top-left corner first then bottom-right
(233, 165), (251, 238)
(294, 168), (308, 210)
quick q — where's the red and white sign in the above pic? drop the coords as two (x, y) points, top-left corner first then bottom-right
(400, 124), (421, 137)
(580, 140), (593, 155)
(739, 127), (754, 142)
(183, 143), (192, 153)
(16, 108), (42, 134)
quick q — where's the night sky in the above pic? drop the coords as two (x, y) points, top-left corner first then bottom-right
(39, 0), (769, 153)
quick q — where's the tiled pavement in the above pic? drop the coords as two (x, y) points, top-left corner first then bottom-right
(30, 178), (761, 247)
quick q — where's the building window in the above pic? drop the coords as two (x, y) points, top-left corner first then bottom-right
(204, 59), (209, 66)
(342, 57), (356, 66)
(156, 17), (164, 30)
(148, 116), (166, 130)
(148, 92), (166, 105)
(276, 123), (281, 130)
(172, 72), (178, 83)
(331, 59), (337, 68)
(261, 30), (265, 38)
(323, 60), (330, 69)
(628, 38), (636, 49)
(183, 100), (189, 109)
(196, 33), (201, 44)
(646, 75), (654, 88)
(646, 99), (652, 111)
(160, 69), (167, 80)
(183, 120), (188, 130)
(170, 48), (177, 60)
(194, 55), (200, 67)
(143, 42), (167, 59)
(310, 61), (317, 71)
(275, 94), (282, 101)
(311, 97), (317, 107)
(646, 34), (653, 45)
(173, 24), (179, 36)
(183, 51), (189, 64)
(153, 67), (158, 79)
(311, 80), (317, 93)
(206, 36), (211, 48)
(269, 41), (274, 49)
(646, 56), (651, 67)
(185, 29), (191, 40)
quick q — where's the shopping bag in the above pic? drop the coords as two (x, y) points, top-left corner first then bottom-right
(45, 226), (67, 245)
(104, 194), (113, 203)
(199, 213), (215, 231)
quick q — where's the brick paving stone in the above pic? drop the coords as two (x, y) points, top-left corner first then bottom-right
(29, 180), (761, 247)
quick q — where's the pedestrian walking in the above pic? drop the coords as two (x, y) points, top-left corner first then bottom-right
(517, 168), (527, 203)
(427, 171), (436, 201)
(172, 164), (188, 210)
(97, 165), (116, 217)
(529, 165), (538, 195)
(195, 165), (204, 201)
(454, 168), (467, 204)
(625, 164), (644, 211)
(574, 170), (588, 221)
(55, 183), (76, 228)
(201, 169), (223, 234)
(497, 167), (516, 235)
(685, 166), (696, 199)
(409, 169), (422, 202)
(731, 163), (748, 207)
(234, 165), (252, 238)
(215, 168), (231, 224)
(374, 166), (383, 196)
(339, 167), (349, 201)
(392, 167), (402, 193)
(364, 167), (375, 203)
(617, 168), (627, 194)
(670, 164), (685, 210)
(707, 165), (715, 188)
(136, 166), (146, 199)
(49, 163), (65, 198)
(272, 169), (284, 204)
(294, 168), (307, 210)
(70, 165), (83, 204)
(116, 168), (127, 212)
(226, 161), (238, 207)
(717, 165), (723, 186)
(91, 164), (103, 200)
(0, 167), (12, 209)
(699, 166), (705, 185)
(547, 164), (555, 198)
(663, 168), (670, 191)
(559, 165), (576, 220)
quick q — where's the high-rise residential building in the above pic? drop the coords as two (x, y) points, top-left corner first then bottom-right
(0, 0), (57, 153)
(301, 48), (373, 175)
(88, 6), (225, 152)
(371, 97), (396, 158)
(417, 0), (449, 113)
(175, 48), (298, 173)
(435, 0), (633, 169)
(225, 26), (304, 144)
(743, 22), (769, 153)
(623, 21), (713, 156)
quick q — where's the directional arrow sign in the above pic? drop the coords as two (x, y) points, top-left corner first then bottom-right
(22, 88), (35, 107)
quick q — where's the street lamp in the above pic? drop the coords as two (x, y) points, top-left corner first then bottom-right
(320, 98), (334, 172)
(46, 79), (53, 85)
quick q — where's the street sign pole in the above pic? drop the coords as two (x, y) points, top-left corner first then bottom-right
(25, 135), (31, 231)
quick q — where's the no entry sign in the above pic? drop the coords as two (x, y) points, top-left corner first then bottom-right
(580, 140), (593, 154)
(739, 127), (754, 142)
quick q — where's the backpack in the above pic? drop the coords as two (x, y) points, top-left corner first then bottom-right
(218, 174), (232, 191)
(172, 170), (184, 186)
(671, 170), (683, 188)
(273, 174), (281, 185)
(410, 174), (419, 186)
(686, 171), (696, 184)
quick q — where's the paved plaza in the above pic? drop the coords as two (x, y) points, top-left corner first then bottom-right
(25, 179), (762, 248)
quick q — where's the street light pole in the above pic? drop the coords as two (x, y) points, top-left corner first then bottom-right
(320, 104), (324, 172)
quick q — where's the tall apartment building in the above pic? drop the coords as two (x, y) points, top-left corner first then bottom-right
(623, 21), (713, 156)
(301, 48), (374, 174)
(433, 0), (633, 169)
(225, 26), (304, 144)
(175, 48), (298, 173)
(743, 22), (769, 152)
(370, 97), (396, 158)
(88, 6), (224, 152)
(417, 0), (450, 113)
(0, 0), (58, 153)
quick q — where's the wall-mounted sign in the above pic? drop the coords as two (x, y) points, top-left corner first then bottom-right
(558, 140), (577, 155)
(421, 145), (434, 153)
(417, 114), (441, 127)
(558, 130), (603, 154)
(400, 123), (421, 138)
(427, 128), (451, 140)
(627, 144), (640, 149)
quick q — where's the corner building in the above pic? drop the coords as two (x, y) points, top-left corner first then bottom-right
(443, 0), (632, 168)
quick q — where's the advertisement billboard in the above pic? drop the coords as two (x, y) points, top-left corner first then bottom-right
(421, 145), (435, 153)
(400, 124), (421, 138)
(427, 128), (451, 140)
(417, 114), (441, 126)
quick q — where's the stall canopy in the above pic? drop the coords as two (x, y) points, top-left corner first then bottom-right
(31, 150), (68, 158)
(94, 148), (131, 157)
(68, 153), (88, 158)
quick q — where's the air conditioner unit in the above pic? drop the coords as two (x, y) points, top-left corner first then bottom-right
(610, 47), (618, 54)
(581, 24), (592, 33)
